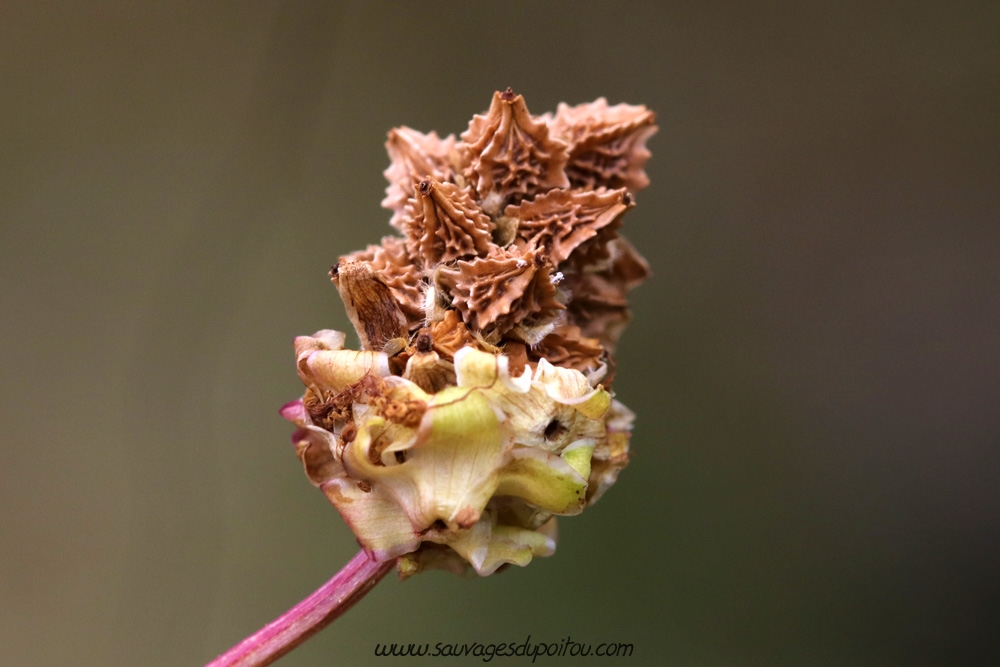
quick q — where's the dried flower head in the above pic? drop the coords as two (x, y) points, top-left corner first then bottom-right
(284, 89), (654, 577)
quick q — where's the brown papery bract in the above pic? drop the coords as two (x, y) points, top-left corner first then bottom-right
(505, 187), (633, 266)
(382, 127), (461, 230)
(340, 236), (425, 330)
(546, 97), (657, 193)
(402, 178), (494, 265)
(461, 88), (570, 213)
(528, 324), (606, 377)
(436, 246), (564, 335)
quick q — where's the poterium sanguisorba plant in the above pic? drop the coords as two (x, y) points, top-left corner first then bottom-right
(207, 88), (656, 667)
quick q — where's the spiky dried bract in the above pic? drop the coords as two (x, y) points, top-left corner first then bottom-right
(288, 90), (655, 577)
(461, 88), (569, 212)
(505, 187), (633, 265)
(529, 324), (606, 376)
(437, 247), (563, 335)
(382, 127), (461, 229)
(546, 97), (657, 193)
(564, 238), (650, 350)
(403, 178), (494, 264)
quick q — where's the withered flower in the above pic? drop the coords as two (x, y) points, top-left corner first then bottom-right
(285, 89), (655, 578)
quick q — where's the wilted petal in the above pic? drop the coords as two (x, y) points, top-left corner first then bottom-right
(407, 510), (558, 577)
(533, 358), (611, 420)
(294, 331), (347, 388)
(331, 260), (410, 350)
(396, 544), (471, 579)
(586, 399), (634, 505)
(403, 348), (456, 394)
(494, 445), (591, 515)
(292, 423), (344, 485)
(304, 349), (390, 393)
(343, 387), (504, 532)
(453, 346), (531, 394)
(443, 513), (557, 576)
(321, 477), (422, 561)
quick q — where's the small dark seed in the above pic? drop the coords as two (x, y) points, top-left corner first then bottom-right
(544, 418), (567, 440)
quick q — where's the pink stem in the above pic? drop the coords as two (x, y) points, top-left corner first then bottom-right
(206, 550), (395, 667)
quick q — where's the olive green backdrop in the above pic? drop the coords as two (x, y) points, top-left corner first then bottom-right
(2, 2), (997, 665)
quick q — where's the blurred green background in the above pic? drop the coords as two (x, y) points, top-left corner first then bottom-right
(2, 2), (998, 665)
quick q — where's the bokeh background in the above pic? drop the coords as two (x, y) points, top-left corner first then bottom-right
(3, 2), (998, 665)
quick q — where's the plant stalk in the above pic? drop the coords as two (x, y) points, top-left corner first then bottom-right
(206, 550), (394, 667)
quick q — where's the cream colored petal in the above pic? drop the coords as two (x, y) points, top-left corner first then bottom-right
(344, 387), (504, 532)
(503, 359), (534, 393)
(378, 374), (433, 403)
(294, 331), (347, 388)
(452, 346), (604, 452)
(292, 423), (344, 485)
(445, 515), (557, 576)
(294, 330), (347, 356)
(396, 544), (471, 580)
(452, 345), (498, 388)
(304, 349), (390, 393)
(453, 346), (531, 393)
(533, 358), (611, 419)
(320, 477), (421, 561)
(488, 385), (586, 451)
(494, 445), (591, 515)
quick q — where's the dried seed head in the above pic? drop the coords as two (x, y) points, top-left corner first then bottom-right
(288, 90), (654, 576)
